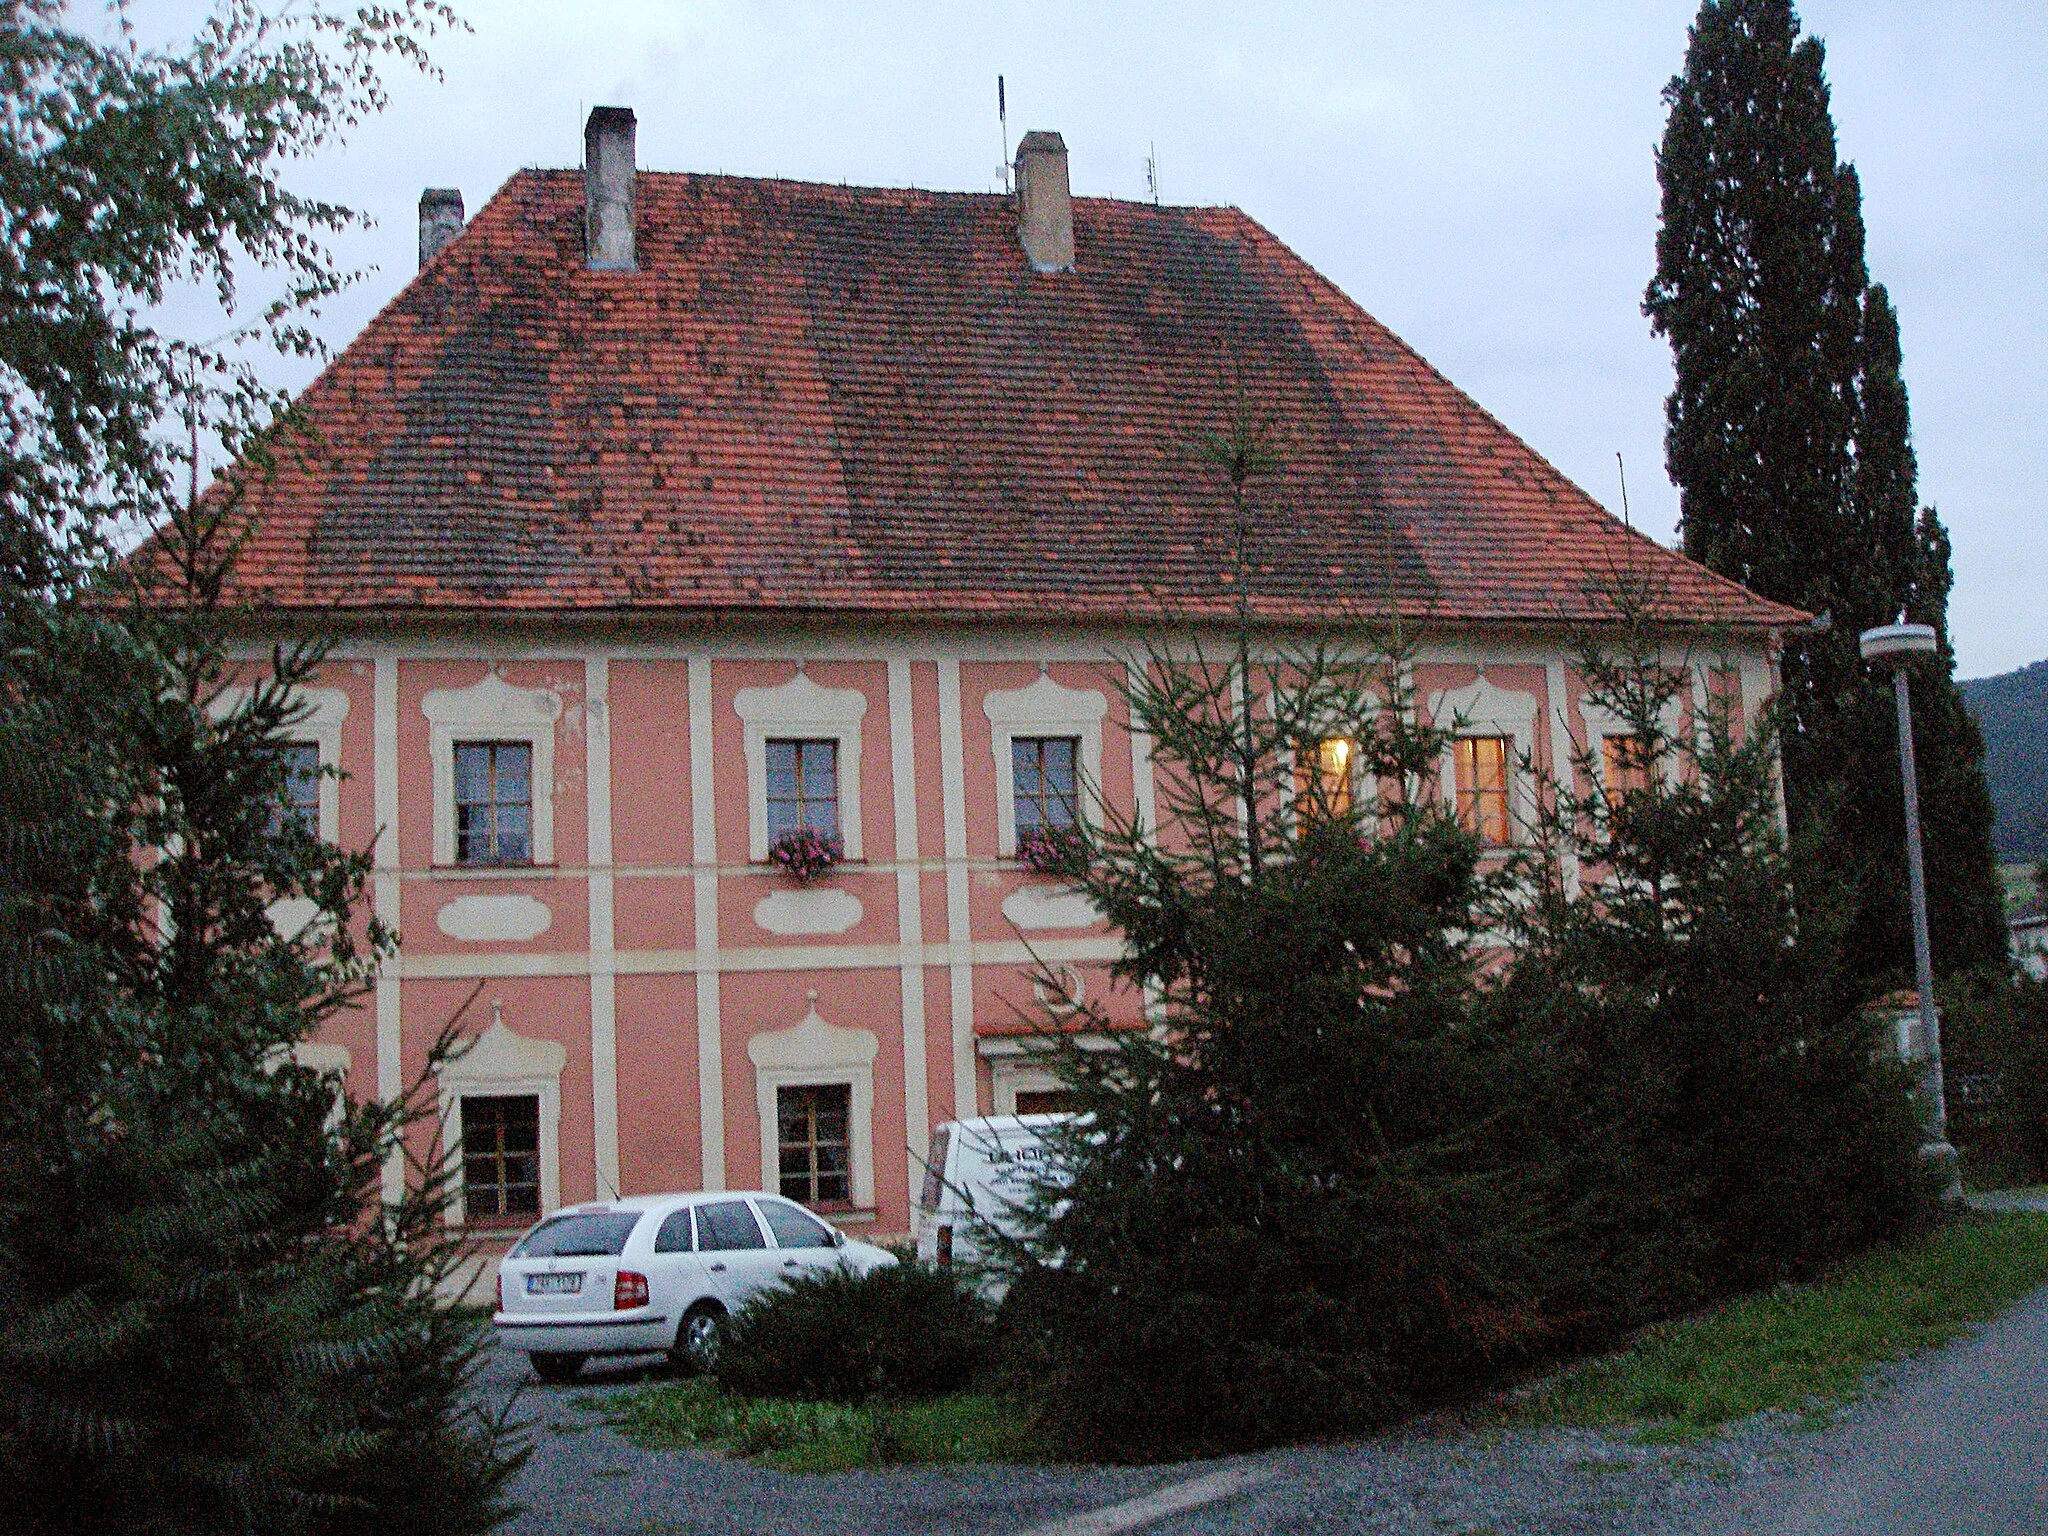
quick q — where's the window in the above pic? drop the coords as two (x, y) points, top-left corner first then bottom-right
(1602, 734), (1653, 798)
(1015, 1089), (1079, 1116)
(1012, 736), (1080, 835)
(513, 1211), (640, 1257)
(765, 738), (839, 842)
(1453, 736), (1513, 845)
(653, 1209), (696, 1253)
(758, 1199), (836, 1249)
(777, 1083), (852, 1208)
(461, 1094), (540, 1221)
(454, 741), (533, 865)
(696, 1199), (767, 1252)
(1293, 737), (1355, 819)
(272, 741), (321, 836)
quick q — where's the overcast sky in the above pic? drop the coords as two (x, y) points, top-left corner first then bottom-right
(223, 1), (2042, 676)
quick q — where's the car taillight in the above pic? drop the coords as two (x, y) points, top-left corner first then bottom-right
(935, 1225), (953, 1267)
(614, 1270), (649, 1310)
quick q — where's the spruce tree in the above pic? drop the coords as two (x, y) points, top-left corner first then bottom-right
(0, 4), (523, 1531)
(1646, 0), (2004, 983)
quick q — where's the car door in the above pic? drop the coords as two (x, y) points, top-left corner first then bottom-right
(690, 1197), (781, 1310)
(753, 1196), (844, 1279)
(643, 1205), (710, 1331)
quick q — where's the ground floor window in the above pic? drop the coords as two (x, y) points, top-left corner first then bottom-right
(1014, 1088), (1080, 1116)
(777, 1083), (852, 1208)
(462, 1093), (541, 1221)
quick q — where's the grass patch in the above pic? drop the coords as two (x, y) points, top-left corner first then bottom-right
(1511, 1212), (2048, 1441)
(579, 1377), (1047, 1472)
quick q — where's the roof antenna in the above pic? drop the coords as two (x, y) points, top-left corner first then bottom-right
(1146, 141), (1159, 205)
(1616, 451), (1633, 530)
(998, 75), (1011, 193)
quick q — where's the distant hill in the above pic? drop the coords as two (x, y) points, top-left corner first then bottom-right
(1961, 660), (2048, 861)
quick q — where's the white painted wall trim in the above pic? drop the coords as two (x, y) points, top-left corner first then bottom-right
(747, 998), (880, 1209)
(937, 658), (975, 1119)
(1544, 661), (1581, 898)
(373, 652), (402, 1205)
(421, 672), (562, 866)
(733, 671), (869, 861)
(586, 656), (619, 1199)
(438, 1012), (567, 1224)
(982, 672), (1109, 857)
(688, 656), (725, 1191)
(1430, 673), (1540, 842)
(887, 658), (929, 1205)
(211, 684), (350, 843)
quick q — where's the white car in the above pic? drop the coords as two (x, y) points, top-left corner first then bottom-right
(492, 1191), (895, 1382)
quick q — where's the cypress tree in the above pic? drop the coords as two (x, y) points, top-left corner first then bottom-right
(1646, 0), (2005, 983)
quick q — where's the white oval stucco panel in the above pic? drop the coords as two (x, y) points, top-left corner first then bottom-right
(1002, 885), (1101, 931)
(437, 893), (553, 943)
(753, 887), (863, 937)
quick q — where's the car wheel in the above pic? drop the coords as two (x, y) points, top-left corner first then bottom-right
(670, 1302), (724, 1374)
(529, 1351), (587, 1384)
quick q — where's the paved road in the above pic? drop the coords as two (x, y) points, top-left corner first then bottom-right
(496, 1270), (2048, 1535)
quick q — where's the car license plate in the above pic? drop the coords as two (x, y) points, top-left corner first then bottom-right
(526, 1272), (582, 1296)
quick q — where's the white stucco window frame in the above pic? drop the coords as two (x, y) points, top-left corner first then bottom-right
(1274, 686), (1384, 831)
(1579, 696), (1686, 796)
(978, 1033), (1114, 1113)
(422, 673), (562, 867)
(211, 684), (350, 844)
(437, 1015), (567, 1227)
(1430, 675), (1540, 845)
(984, 672), (1109, 857)
(735, 673), (869, 862)
(748, 1000), (879, 1210)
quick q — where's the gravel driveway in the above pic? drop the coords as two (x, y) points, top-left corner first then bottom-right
(494, 1273), (2048, 1536)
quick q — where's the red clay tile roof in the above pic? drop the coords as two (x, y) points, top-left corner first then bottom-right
(191, 169), (1802, 630)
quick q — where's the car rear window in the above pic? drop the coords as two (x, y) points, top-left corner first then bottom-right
(513, 1212), (641, 1258)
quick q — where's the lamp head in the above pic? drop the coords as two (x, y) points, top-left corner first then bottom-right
(1858, 623), (1938, 663)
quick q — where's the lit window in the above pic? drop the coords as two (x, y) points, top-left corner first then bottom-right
(462, 1094), (540, 1220)
(1014, 1089), (1079, 1116)
(777, 1083), (852, 1208)
(1294, 737), (1355, 818)
(272, 741), (321, 836)
(1454, 735), (1512, 845)
(1602, 734), (1653, 798)
(1013, 736), (1080, 834)
(454, 741), (532, 865)
(765, 739), (839, 841)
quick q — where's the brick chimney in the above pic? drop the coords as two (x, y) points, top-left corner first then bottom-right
(1014, 130), (1074, 273)
(584, 106), (638, 272)
(417, 188), (463, 269)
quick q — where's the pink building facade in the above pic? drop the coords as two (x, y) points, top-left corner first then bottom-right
(199, 109), (1803, 1268)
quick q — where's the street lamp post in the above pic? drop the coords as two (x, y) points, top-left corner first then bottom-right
(1857, 622), (1958, 1193)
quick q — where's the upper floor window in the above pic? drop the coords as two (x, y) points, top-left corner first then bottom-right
(1453, 735), (1512, 846)
(765, 738), (839, 841)
(1012, 735), (1080, 835)
(1602, 734), (1653, 799)
(272, 741), (322, 836)
(1294, 736), (1356, 820)
(454, 741), (533, 865)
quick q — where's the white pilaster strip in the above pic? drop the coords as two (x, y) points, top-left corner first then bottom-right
(1546, 659), (1581, 899)
(1126, 661), (1156, 838)
(372, 651), (403, 1205)
(687, 657), (725, 1190)
(887, 659), (929, 1195)
(586, 656), (619, 1198)
(937, 658), (975, 1120)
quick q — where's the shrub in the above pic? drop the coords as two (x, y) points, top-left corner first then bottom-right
(1943, 967), (2048, 1187)
(712, 1260), (996, 1403)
